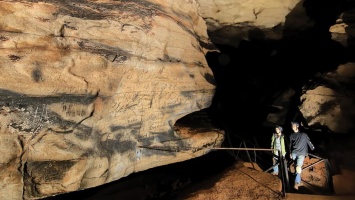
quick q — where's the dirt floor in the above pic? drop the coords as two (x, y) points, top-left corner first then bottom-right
(175, 161), (283, 200)
(173, 160), (355, 200)
(45, 150), (355, 200)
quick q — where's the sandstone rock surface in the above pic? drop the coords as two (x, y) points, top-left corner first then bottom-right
(197, 0), (303, 46)
(0, 0), (222, 199)
(299, 63), (355, 134)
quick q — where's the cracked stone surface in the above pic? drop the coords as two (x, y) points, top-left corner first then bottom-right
(0, 0), (221, 199)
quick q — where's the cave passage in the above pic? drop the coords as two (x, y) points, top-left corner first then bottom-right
(44, 0), (355, 199)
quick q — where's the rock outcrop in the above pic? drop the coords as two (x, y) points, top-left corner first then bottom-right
(0, 0), (223, 199)
(2, 0), (355, 199)
(197, 0), (303, 46)
(299, 63), (355, 134)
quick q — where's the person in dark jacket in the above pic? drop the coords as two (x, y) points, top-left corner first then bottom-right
(289, 121), (315, 190)
(271, 125), (286, 176)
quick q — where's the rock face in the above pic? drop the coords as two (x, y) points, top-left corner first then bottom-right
(197, 0), (303, 46)
(299, 63), (355, 134)
(197, 0), (355, 136)
(0, 0), (223, 199)
(1, 0), (355, 199)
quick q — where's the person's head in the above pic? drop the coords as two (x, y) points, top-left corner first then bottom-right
(275, 125), (283, 134)
(291, 121), (299, 132)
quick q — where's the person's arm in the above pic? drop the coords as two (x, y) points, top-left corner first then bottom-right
(271, 134), (274, 149)
(289, 133), (293, 153)
(284, 134), (290, 152)
(306, 134), (315, 151)
(288, 134), (293, 159)
(281, 136), (286, 157)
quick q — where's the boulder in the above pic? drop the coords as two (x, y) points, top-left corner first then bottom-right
(0, 0), (222, 199)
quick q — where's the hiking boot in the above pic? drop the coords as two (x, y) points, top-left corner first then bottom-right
(294, 182), (302, 190)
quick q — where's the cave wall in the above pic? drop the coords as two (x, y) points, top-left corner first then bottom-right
(201, 0), (355, 195)
(0, 1), (224, 199)
(1, 0), (355, 199)
(200, 0), (355, 134)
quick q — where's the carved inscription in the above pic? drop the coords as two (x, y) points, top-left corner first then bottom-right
(149, 118), (167, 133)
(31, 104), (49, 124)
(155, 92), (189, 109)
(121, 68), (192, 92)
(62, 104), (86, 117)
(47, 103), (93, 122)
(88, 161), (103, 170)
(110, 93), (151, 115)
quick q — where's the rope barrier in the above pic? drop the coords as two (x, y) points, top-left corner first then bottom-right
(209, 147), (276, 151)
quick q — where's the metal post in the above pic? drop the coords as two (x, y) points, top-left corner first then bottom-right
(225, 128), (237, 158)
(324, 159), (335, 194)
(235, 141), (243, 160)
(278, 151), (286, 198)
(254, 148), (256, 163)
(243, 141), (255, 169)
(282, 156), (290, 191)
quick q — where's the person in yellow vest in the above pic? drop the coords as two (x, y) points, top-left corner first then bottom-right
(271, 125), (286, 176)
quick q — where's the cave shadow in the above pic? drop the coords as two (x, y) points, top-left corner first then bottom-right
(201, 0), (355, 196)
(343, 6), (355, 61)
(44, 150), (236, 200)
(205, 0), (354, 147)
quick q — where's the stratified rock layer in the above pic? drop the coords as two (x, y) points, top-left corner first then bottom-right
(299, 63), (355, 134)
(0, 1), (222, 199)
(197, 0), (303, 46)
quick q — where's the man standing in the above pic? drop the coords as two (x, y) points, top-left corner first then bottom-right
(289, 121), (315, 190)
